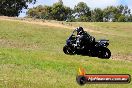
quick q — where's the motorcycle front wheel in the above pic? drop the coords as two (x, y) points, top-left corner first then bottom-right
(63, 45), (75, 55)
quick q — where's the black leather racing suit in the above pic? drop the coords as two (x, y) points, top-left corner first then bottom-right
(76, 31), (95, 49)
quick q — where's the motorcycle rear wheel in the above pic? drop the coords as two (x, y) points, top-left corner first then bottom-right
(98, 47), (111, 59)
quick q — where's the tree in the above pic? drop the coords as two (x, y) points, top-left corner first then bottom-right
(103, 6), (118, 22)
(91, 8), (103, 22)
(27, 1), (72, 21)
(103, 5), (131, 22)
(27, 5), (53, 19)
(64, 7), (73, 21)
(27, 8), (37, 18)
(74, 2), (91, 22)
(41, 6), (53, 20)
(118, 15), (126, 22)
(0, 0), (36, 17)
(51, 2), (72, 21)
(27, 5), (52, 19)
(58, 0), (63, 5)
(27, 2), (132, 22)
(128, 15), (132, 22)
(117, 5), (131, 21)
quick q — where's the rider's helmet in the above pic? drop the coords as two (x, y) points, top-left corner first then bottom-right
(76, 27), (84, 35)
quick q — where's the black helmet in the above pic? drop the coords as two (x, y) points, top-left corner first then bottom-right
(76, 27), (84, 35)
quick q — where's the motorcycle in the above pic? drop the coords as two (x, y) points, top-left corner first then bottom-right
(63, 29), (111, 59)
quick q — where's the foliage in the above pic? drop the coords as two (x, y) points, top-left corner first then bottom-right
(27, 1), (72, 21)
(27, 5), (52, 19)
(118, 15), (126, 22)
(103, 5), (131, 22)
(26, 1), (132, 22)
(0, 0), (132, 22)
(0, 0), (36, 16)
(91, 8), (103, 22)
(74, 2), (91, 21)
(51, 2), (71, 21)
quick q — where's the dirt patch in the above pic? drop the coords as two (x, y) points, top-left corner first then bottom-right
(0, 39), (40, 50)
(0, 16), (73, 29)
(0, 16), (131, 37)
(0, 16), (101, 33)
(111, 53), (132, 62)
(0, 16), (124, 37)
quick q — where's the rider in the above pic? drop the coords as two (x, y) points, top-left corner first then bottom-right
(75, 27), (95, 49)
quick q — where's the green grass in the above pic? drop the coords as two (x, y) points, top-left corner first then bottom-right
(0, 20), (132, 88)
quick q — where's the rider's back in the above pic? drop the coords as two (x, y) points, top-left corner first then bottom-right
(80, 31), (95, 46)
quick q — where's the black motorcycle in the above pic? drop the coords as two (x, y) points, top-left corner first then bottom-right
(63, 30), (111, 59)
